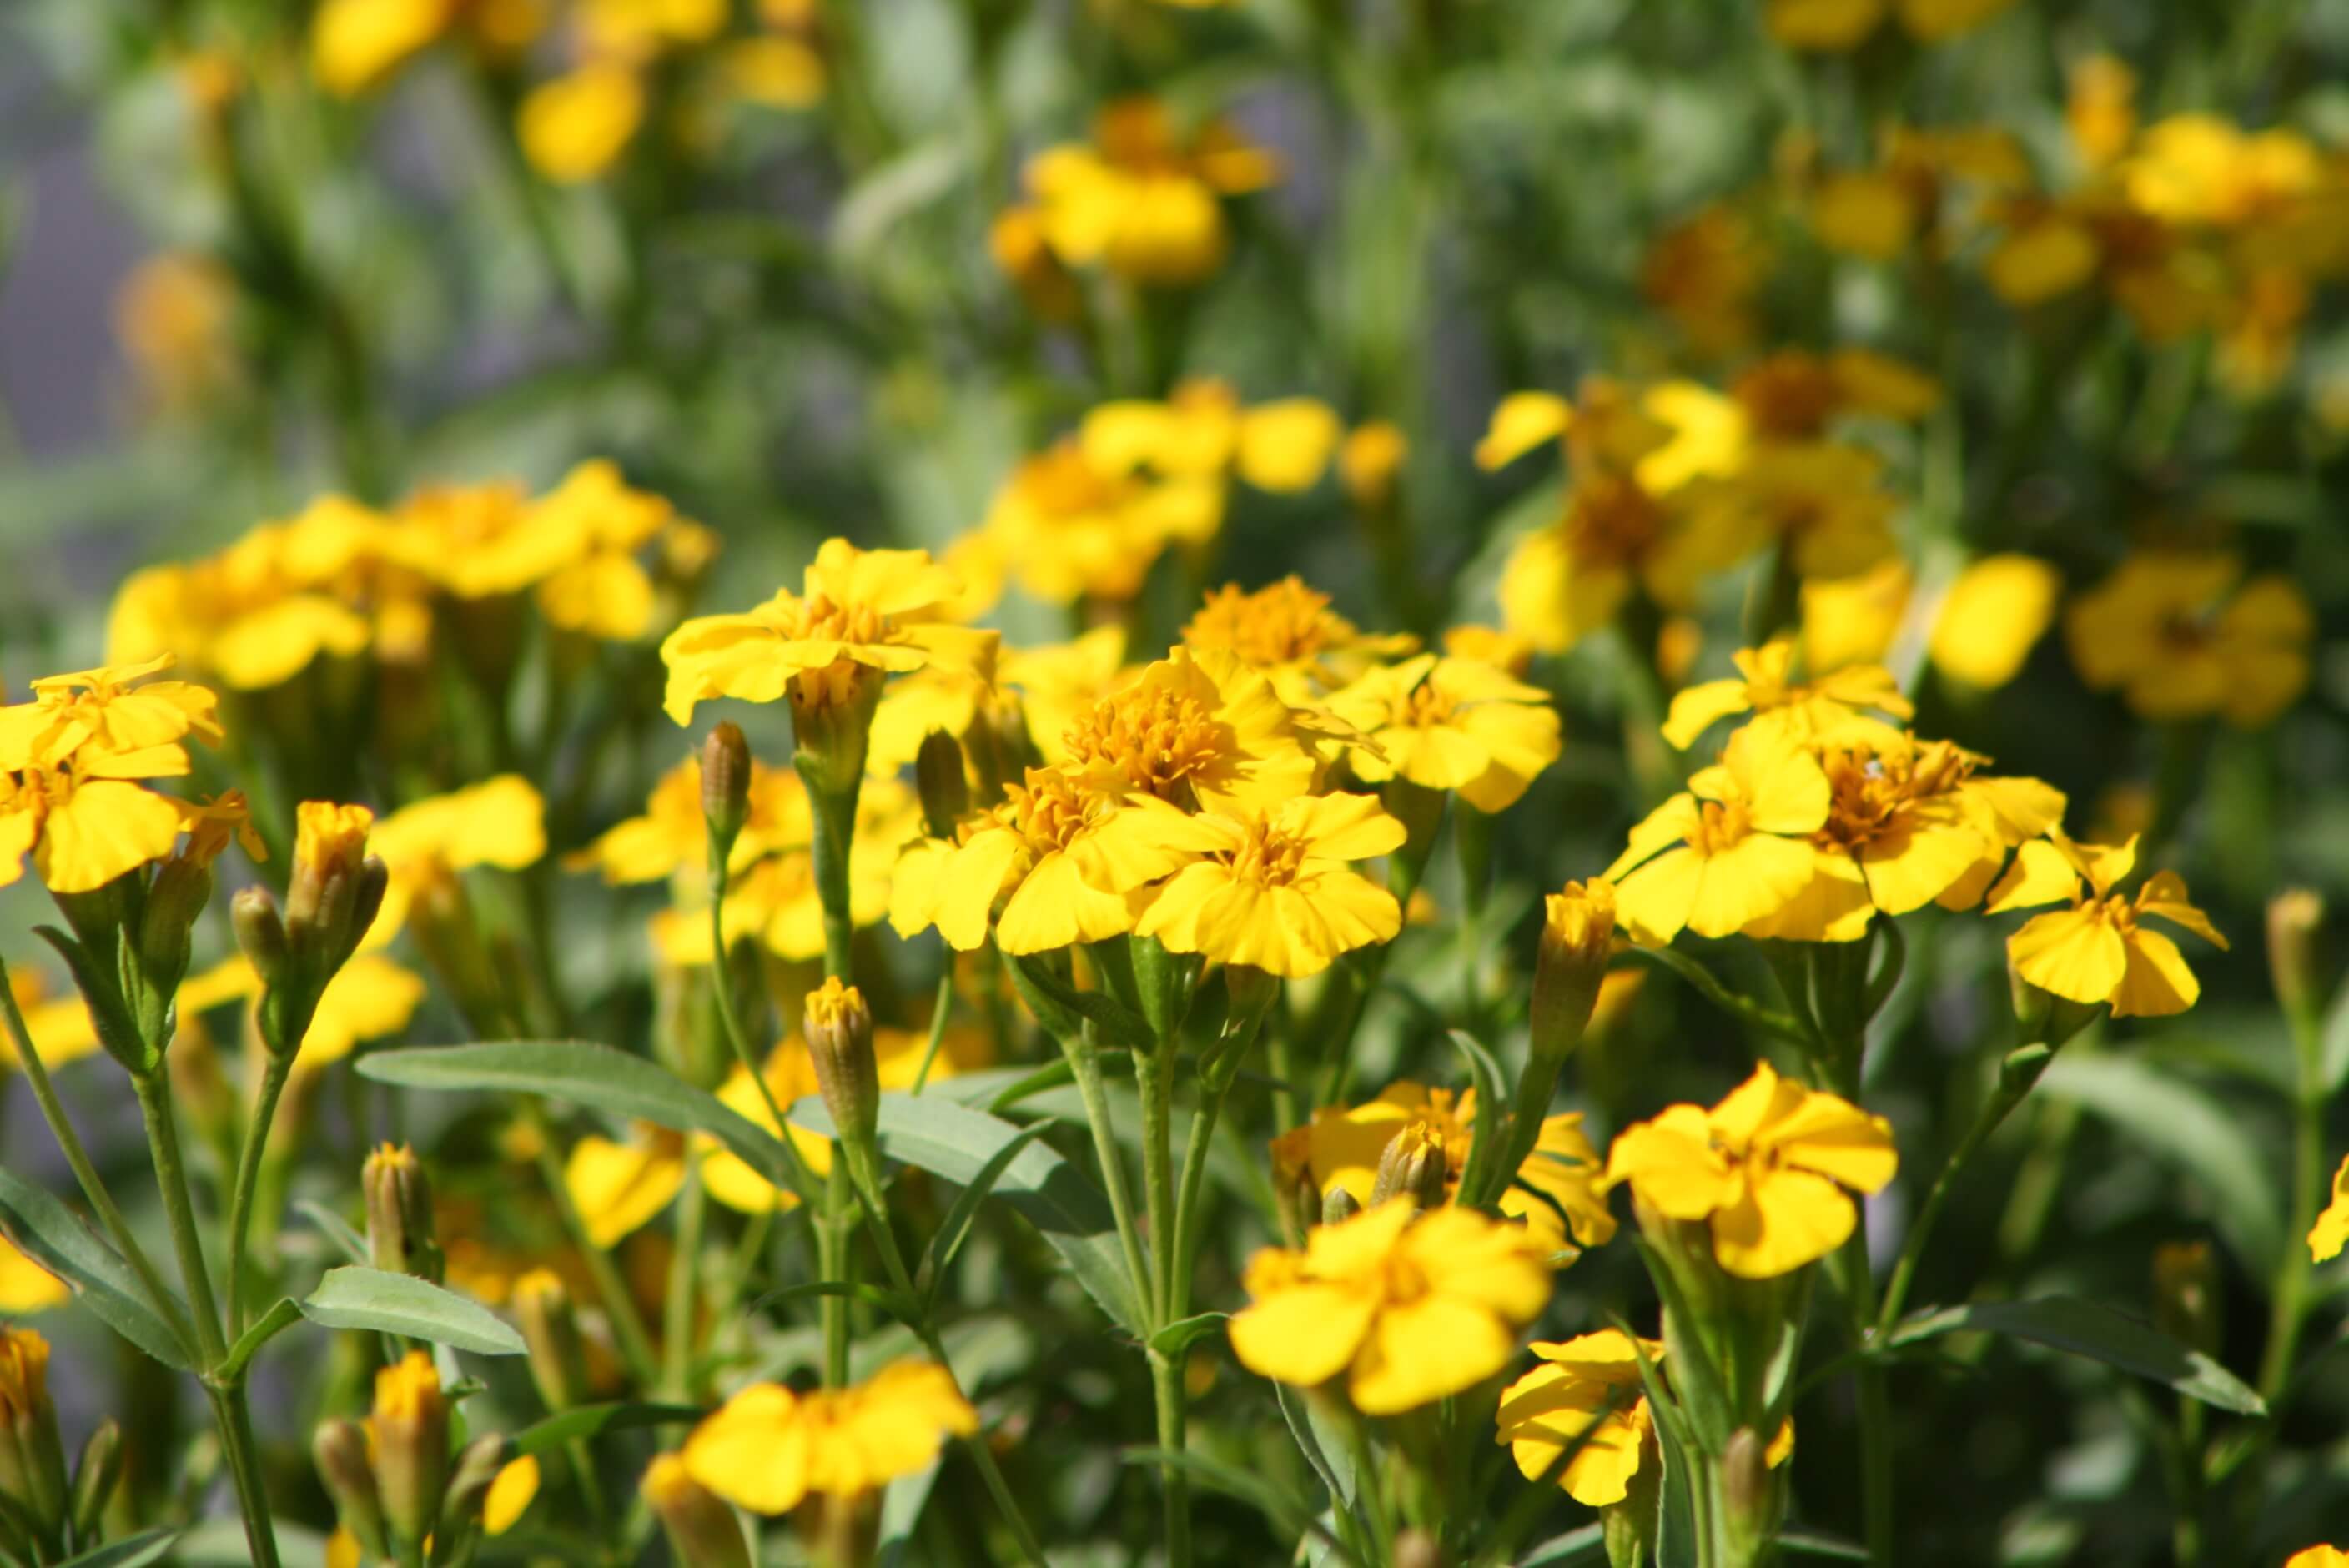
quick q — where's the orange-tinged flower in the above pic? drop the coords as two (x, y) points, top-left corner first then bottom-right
(1062, 648), (1314, 812)
(1180, 578), (1415, 704)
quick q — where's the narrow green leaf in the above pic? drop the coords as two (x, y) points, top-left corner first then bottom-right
(294, 1200), (370, 1265)
(1275, 1380), (1352, 1510)
(919, 1121), (1056, 1305)
(983, 1060), (1076, 1115)
(876, 1459), (941, 1568)
(1446, 1029), (1512, 1207)
(749, 1279), (924, 1324)
(1147, 1311), (1229, 1359)
(1003, 953), (1153, 1050)
(1518, 1526), (1606, 1566)
(1780, 1525), (1872, 1560)
(53, 1527), (179, 1568)
(793, 1093), (1146, 1334)
(300, 1267), (526, 1356)
(2321, 975), (2349, 1093)
(0, 1168), (195, 1372)
(360, 1042), (795, 1189)
(513, 1402), (705, 1456)
(1889, 1296), (2265, 1415)
(218, 1298), (304, 1382)
(1120, 1449), (1345, 1555)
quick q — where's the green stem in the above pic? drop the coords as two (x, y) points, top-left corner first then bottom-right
(1136, 1043), (1190, 1567)
(820, 1159), (852, 1390)
(2260, 1000), (2326, 1398)
(224, 1053), (295, 1339)
(133, 1073), (226, 1363)
(1342, 1410), (1394, 1567)
(1054, 1024), (1154, 1319)
(807, 782), (859, 984)
(661, 1153), (706, 1401)
(207, 1383), (284, 1568)
(521, 1104), (661, 1385)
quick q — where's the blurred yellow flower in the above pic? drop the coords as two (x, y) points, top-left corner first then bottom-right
(1641, 204), (1764, 357)
(1802, 560), (1912, 673)
(1494, 1329), (1661, 1506)
(977, 440), (1222, 605)
(1019, 98), (1277, 286)
(1499, 475), (1709, 653)
(568, 754), (810, 884)
(1605, 726), (1830, 943)
(313, 0), (452, 97)
(566, 1123), (689, 1248)
(2285, 1550), (2349, 1568)
(1929, 554), (2060, 689)
(520, 64), (646, 184)
(1325, 652), (1562, 812)
(1768, 0), (2015, 49)
(1661, 636), (1909, 751)
(2063, 552), (2312, 727)
(1604, 1061), (1897, 1278)
(0, 1236), (67, 1314)
(1339, 421), (1409, 509)
(368, 775), (548, 943)
(114, 252), (239, 412)
(2065, 56), (2137, 170)
(1082, 380), (1341, 494)
(683, 1359), (976, 1513)
(484, 1455), (540, 1536)
(1988, 832), (2226, 1017)
(1228, 1197), (1554, 1413)
(1135, 792), (1405, 977)
(2310, 1154), (2349, 1263)
(719, 37), (826, 110)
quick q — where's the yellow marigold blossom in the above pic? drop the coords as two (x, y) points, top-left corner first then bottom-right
(1768, 0), (2014, 48)
(999, 626), (1129, 764)
(2066, 56), (2137, 170)
(2124, 115), (2324, 229)
(366, 775), (548, 944)
(0, 1236), (66, 1313)
(978, 440), (1223, 606)
(888, 766), (1199, 953)
(1325, 653), (1562, 812)
(721, 36), (827, 110)
(1134, 792), (1405, 978)
(2309, 1154), (2349, 1263)
(1081, 380), (1342, 494)
(1499, 475), (1716, 653)
(1801, 560), (1912, 674)
(1605, 726), (1830, 944)
(1476, 392), (1574, 471)
(520, 64), (646, 184)
(524, 460), (689, 641)
(1661, 636), (1910, 752)
(581, 0), (727, 59)
(566, 1123), (689, 1248)
(1340, 421), (1408, 509)
(1020, 97), (1277, 286)
(2285, 1550), (2349, 1568)
(683, 1359), (978, 1513)
(1686, 442), (1899, 583)
(989, 206), (1083, 321)
(1180, 578), (1415, 704)
(0, 654), (219, 774)
(116, 252), (240, 411)
(1228, 1197), (1554, 1414)
(1277, 1083), (1617, 1255)
(1605, 1061), (1896, 1278)
(569, 754), (810, 883)
(660, 780), (919, 964)
(1495, 1329), (1661, 1506)
(1441, 625), (1536, 678)
(485, 1455), (540, 1536)
(312, 0), (451, 96)
(2063, 552), (2313, 728)
(1929, 554), (2061, 689)
(1640, 204), (1765, 357)
(1987, 832), (2226, 1018)
(1061, 648), (1314, 812)
(0, 764), (188, 895)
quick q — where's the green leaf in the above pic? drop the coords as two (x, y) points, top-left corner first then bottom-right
(294, 1199), (370, 1265)
(1275, 1380), (1352, 1511)
(981, 1060), (1076, 1116)
(0, 1168), (196, 1372)
(1003, 953), (1153, 1051)
(2321, 976), (2349, 1093)
(1518, 1526), (1606, 1566)
(300, 1267), (526, 1357)
(1652, 1415), (1698, 1568)
(512, 1402), (705, 1456)
(360, 1042), (794, 1189)
(918, 1121), (1056, 1307)
(1148, 1312), (1229, 1359)
(1781, 1525), (1872, 1560)
(1446, 1028), (1511, 1206)
(793, 1092), (1147, 1335)
(877, 1458), (941, 1568)
(218, 1298), (304, 1382)
(749, 1279), (924, 1324)
(1120, 1449), (1346, 1556)
(1888, 1296), (2265, 1415)
(54, 1528), (179, 1568)
(2037, 1053), (2284, 1269)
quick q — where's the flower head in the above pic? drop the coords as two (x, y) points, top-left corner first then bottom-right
(1494, 1330), (1661, 1506)
(1987, 832), (2227, 1017)
(1135, 792), (1406, 977)
(1063, 648), (1314, 812)
(1230, 1198), (1554, 1413)
(1660, 636), (1909, 752)
(1603, 1062), (1897, 1279)
(1604, 726), (1830, 943)
(2064, 552), (2312, 728)
(1014, 98), (1276, 286)
(682, 1360), (978, 1514)
(0, 654), (220, 774)
(1181, 577), (1415, 701)
(1325, 653), (1562, 812)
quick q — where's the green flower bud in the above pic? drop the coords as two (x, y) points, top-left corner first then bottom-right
(68, 1419), (122, 1546)
(514, 1270), (588, 1415)
(914, 730), (972, 838)
(231, 887), (290, 990)
(364, 1143), (443, 1284)
(369, 1352), (449, 1550)
(0, 1330), (67, 1543)
(642, 1454), (753, 1568)
(136, 853), (213, 1002)
(313, 1416), (387, 1559)
(702, 722), (752, 854)
(1532, 880), (1616, 1062)
(804, 977), (879, 1155)
(437, 1434), (510, 1542)
(1368, 1123), (1450, 1211)
(1321, 1184), (1362, 1227)
(2269, 888), (2325, 1026)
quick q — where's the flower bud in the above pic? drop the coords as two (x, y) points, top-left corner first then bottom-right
(438, 1434), (510, 1541)
(364, 1143), (443, 1284)
(313, 1416), (387, 1559)
(1719, 1426), (1778, 1552)
(787, 663), (881, 796)
(1532, 880), (1616, 1061)
(2153, 1239), (2221, 1359)
(514, 1269), (588, 1415)
(702, 723), (753, 854)
(1321, 1184), (1362, 1227)
(1393, 1528), (1445, 1568)
(915, 729), (972, 838)
(0, 1330), (66, 1541)
(68, 1419), (121, 1546)
(643, 1453), (753, 1568)
(2269, 888), (2325, 1026)
(285, 802), (375, 958)
(137, 852), (214, 1001)
(804, 977), (879, 1156)
(1340, 422), (1408, 513)
(1368, 1124), (1451, 1211)
(232, 886), (290, 989)
(369, 1351), (450, 1549)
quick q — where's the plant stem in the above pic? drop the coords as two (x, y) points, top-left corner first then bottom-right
(2260, 998), (2326, 1398)
(819, 1158), (853, 1390)
(1342, 1410), (1393, 1567)
(224, 1053), (294, 1339)
(207, 1382), (285, 1568)
(521, 1103), (661, 1384)
(661, 1152), (706, 1401)
(1055, 1023), (1154, 1319)
(133, 1073), (226, 1364)
(807, 781), (859, 984)
(1136, 1043), (1190, 1567)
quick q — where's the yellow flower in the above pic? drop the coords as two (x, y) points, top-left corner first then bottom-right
(520, 64), (646, 184)
(978, 440), (1223, 606)
(1081, 380), (1342, 494)
(0, 1236), (67, 1314)
(485, 1455), (540, 1536)
(0, 766), (188, 896)
(367, 776), (548, 944)
(888, 766), (1200, 954)
(312, 0), (452, 96)
(1180, 578), (1415, 704)
(998, 627), (1128, 764)
(1339, 422), (1409, 509)
(0, 654), (220, 774)
(2066, 56), (2137, 170)
(115, 252), (240, 411)
(989, 205), (1083, 321)
(1929, 554), (2061, 689)
(1687, 442), (1899, 582)
(1768, 0), (2013, 48)
(867, 633), (1011, 775)
(660, 540), (985, 725)
(2308, 1153), (2349, 1264)
(1729, 349), (1941, 440)
(2063, 552), (2313, 727)
(683, 1359), (978, 1513)
(1987, 832), (2227, 1018)
(580, 0), (727, 58)
(1605, 726), (1830, 944)
(2124, 115), (2324, 229)
(568, 753), (810, 885)
(1325, 653), (1562, 812)
(1020, 98), (1277, 286)
(1494, 1330), (1661, 1506)
(2285, 1550), (2349, 1568)
(1476, 391), (1575, 471)
(1228, 1197), (1554, 1414)
(1060, 648), (1314, 812)
(1134, 792), (1404, 978)
(525, 460), (688, 641)
(1604, 1062), (1897, 1278)
(1801, 560), (1912, 674)
(1499, 475), (1700, 653)
(566, 1123), (690, 1249)
(1661, 635), (1910, 752)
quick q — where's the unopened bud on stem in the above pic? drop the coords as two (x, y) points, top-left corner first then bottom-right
(702, 723), (752, 855)
(1369, 1124), (1451, 1211)
(0, 1330), (66, 1541)
(644, 1454), (753, 1568)
(68, 1420), (121, 1546)
(438, 1434), (509, 1541)
(804, 977), (879, 1156)
(314, 1417), (387, 1558)
(915, 729), (971, 837)
(364, 1143), (442, 1284)
(514, 1269), (588, 1415)
(370, 1351), (449, 1549)
(1532, 880), (1616, 1061)
(232, 887), (289, 989)
(2269, 888), (2326, 1027)
(2153, 1239), (2221, 1359)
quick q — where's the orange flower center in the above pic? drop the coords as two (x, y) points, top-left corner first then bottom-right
(1733, 356), (1838, 440)
(1225, 817), (1310, 888)
(1398, 678), (1458, 730)
(782, 591), (890, 649)
(1064, 686), (1229, 802)
(1000, 769), (1106, 854)
(1564, 475), (1663, 568)
(1687, 797), (1754, 857)
(1183, 580), (1348, 667)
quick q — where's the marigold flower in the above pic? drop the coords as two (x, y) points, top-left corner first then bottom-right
(312, 0), (452, 96)
(978, 440), (1223, 606)
(1082, 380), (1342, 494)
(1229, 1197), (1555, 1413)
(370, 1350), (450, 1546)
(367, 776), (548, 944)
(1134, 792), (1406, 978)
(1180, 578), (1414, 704)
(566, 1123), (691, 1249)
(0, 765), (189, 895)
(520, 64), (646, 184)
(1661, 636), (1909, 752)
(567, 755), (810, 884)
(2311, 1155), (2349, 1262)
(1605, 726), (1830, 943)
(1494, 1329), (1662, 1506)
(1986, 832), (2226, 1018)
(2284, 1549), (2349, 1568)
(0, 654), (220, 774)
(1800, 560), (1912, 674)
(1929, 554), (2061, 689)
(1019, 98), (1276, 286)
(660, 540), (983, 725)
(1325, 653), (1562, 813)
(1603, 1061), (1897, 1279)
(682, 1360), (978, 1514)
(0, 1238), (67, 1314)
(2066, 55), (2137, 170)
(2063, 551), (2312, 728)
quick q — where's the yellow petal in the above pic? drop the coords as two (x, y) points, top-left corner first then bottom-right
(1661, 679), (1754, 751)
(2008, 907), (2127, 1006)
(2309, 1154), (2349, 1263)
(1710, 1167), (1856, 1279)
(1349, 1294), (1515, 1415)
(1229, 1281), (1376, 1389)
(1476, 392), (1573, 470)
(1929, 555), (2060, 689)
(484, 1455), (540, 1536)
(2110, 927), (2200, 1018)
